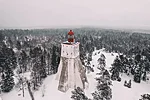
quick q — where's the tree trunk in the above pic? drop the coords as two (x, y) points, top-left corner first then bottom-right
(22, 81), (24, 97)
(48, 61), (50, 75)
(26, 80), (34, 100)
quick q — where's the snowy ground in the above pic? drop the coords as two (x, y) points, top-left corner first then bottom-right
(1, 49), (150, 100)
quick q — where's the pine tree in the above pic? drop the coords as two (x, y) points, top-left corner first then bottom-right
(1, 65), (15, 92)
(16, 41), (21, 50)
(40, 55), (47, 78)
(47, 52), (51, 75)
(134, 64), (142, 83)
(71, 87), (91, 100)
(139, 94), (150, 100)
(31, 58), (41, 90)
(92, 69), (112, 100)
(119, 55), (128, 73)
(30, 45), (48, 90)
(135, 54), (141, 64)
(92, 78), (112, 100)
(0, 51), (5, 73)
(0, 44), (15, 92)
(87, 53), (92, 62)
(51, 45), (57, 74)
(0, 31), (4, 46)
(97, 54), (106, 70)
(110, 56), (122, 81)
(1, 44), (17, 69)
(19, 50), (28, 73)
(142, 72), (146, 81)
(127, 80), (131, 88)
(124, 80), (127, 87)
(7, 37), (13, 48)
(85, 53), (94, 73)
(55, 46), (61, 70)
(141, 58), (150, 81)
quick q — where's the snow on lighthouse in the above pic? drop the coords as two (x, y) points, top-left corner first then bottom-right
(56, 30), (88, 92)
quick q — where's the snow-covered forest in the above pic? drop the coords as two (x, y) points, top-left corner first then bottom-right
(0, 28), (150, 100)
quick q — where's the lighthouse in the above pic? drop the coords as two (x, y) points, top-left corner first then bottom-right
(56, 30), (88, 92)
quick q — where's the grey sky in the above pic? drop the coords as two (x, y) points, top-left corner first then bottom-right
(0, 0), (150, 29)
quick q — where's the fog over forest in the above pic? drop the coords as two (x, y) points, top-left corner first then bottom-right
(0, 0), (150, 29)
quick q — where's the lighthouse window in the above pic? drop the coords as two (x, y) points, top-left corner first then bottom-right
(71, 53), (72, 55)
(67, 53), (68, 55)
(63, 51), (64, 53)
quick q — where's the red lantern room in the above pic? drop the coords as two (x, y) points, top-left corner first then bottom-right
(68, 30), (74, 43)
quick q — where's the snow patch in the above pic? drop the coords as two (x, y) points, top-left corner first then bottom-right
(1, 49), (150, 100)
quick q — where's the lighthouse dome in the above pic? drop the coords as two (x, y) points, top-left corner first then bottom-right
(68, 30), (74, 35)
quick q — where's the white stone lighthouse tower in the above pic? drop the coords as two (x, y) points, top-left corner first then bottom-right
(56, 30), (88, 92)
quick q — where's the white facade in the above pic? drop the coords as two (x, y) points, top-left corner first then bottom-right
(61, 42), (79, 59)
(56, 42), (87, 92)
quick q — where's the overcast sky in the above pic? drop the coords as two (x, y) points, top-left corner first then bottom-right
(0, 0), (150, 29)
